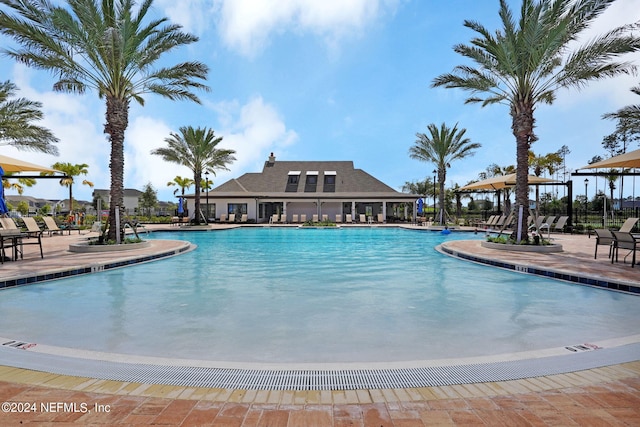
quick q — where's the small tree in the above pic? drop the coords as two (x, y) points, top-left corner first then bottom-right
(138, 183), (158, 219)
(16, 200), (28, 216)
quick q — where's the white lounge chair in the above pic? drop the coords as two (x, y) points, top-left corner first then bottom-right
(345, 214), (352, 223)
(377, 213), (384, 223)
(300, 214), (307, 223)
(312, 214), (319, 222)
(335, 214), (342, 223)
(292, 214), (299, 223)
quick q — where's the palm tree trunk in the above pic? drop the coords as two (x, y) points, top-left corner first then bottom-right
(438, 168), (445, 225)
(68, 184), (73, 216)
(512, 102), (535, 241)
(104, 95), (129, 242)
(193, 171), (201, 225)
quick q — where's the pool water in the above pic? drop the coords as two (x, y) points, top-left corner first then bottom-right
(0, 227), (639, 363)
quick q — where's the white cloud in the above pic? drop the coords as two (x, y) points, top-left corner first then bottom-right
(125, 116), (186, 197)
(212, 96), (298, 183)
(162, 0), (399, 57)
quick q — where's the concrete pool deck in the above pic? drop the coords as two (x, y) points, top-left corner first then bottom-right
(0, 224), (639, 425)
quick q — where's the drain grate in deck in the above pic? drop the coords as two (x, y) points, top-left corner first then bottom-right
(1, 344), (638, 390)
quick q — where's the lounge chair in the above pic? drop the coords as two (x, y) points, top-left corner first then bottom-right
(551, 216), (569, 233)
(228, 213), (236, 223)
(218, 213), (227, 223)
(377, 213), (384, 223)
(618, 217), (639, 233)
(481, 215), (496, 228)
(321, 214), (328, 222)
(335, 214), (342, 223)
(300, 214), (307, 223)
(359, 214), (366, 223)
(1, 217), (43, 259)
(279, 214), (287, 224)
(345, 214), (353, 223)
(240, 214), (248, 223)
(42, 216), (68, 236)
(611, 231), (638, 267)
(292, 214), (299, 223)
(594, 228), (614, 259)
(312, 214), (319, 222)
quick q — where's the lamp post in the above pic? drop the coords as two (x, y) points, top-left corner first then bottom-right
(584, 178), (589, 225)
(432, 169), (437, 220)
(205, 170), (210, 224)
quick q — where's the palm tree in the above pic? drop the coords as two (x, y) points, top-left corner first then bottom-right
(0, 80), (59, 155)
(46, 162), (94, 214)
(529, 150), (562, 217)
(409, 123), (480, 225)
(152, 126), (236, 225)
(432, 0), (640, 239)
(0, 0), (209, 241)
(603, 85), (640, 123)
(167, 175), (194, 215)
(2, 172), (36, 195)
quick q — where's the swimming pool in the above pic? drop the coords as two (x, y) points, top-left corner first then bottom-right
(0, 227), (638, 364)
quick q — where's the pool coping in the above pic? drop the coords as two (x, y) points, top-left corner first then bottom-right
(438, 240), (640, 294)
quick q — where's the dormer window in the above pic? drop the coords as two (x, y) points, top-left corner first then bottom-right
(323, 171), (336, 192)
(304, 171), (318, 192)
(286, 171), (301, 192)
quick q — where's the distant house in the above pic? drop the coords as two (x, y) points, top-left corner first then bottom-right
(92, 188), (143, 215)
(4, 195), (50, 215)
(184, 153), (416, 223)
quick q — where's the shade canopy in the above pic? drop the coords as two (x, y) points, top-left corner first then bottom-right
(579, 149), (640, 169)
(460, 173), (558, 191)
(0, 154), (59, 173)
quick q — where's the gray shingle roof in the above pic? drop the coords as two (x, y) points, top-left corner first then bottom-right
(209, 159), (411, 199)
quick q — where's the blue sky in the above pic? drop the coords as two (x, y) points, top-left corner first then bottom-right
(1, 0), (639, 204)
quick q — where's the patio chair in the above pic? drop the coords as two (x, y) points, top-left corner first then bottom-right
(345, 214), (353, 223)
(292, 214), (299, 223)
(594, 228), (615, 259)
(481, 215), (496, 228)
(551, 216), (569, 233)
(1, 217), (43, 259)
(228, 213), (236, 223)
(218, 213), (227, 223)
(611, 230), (638, 267)
(335, 214), (342, 223)
(377, 213), (384, 223)
(359, 214), (366, 223)
(42, 216), (67, 236)
(618, 217), (639, 233)
(240, 214), (248, 223)
(312, 214), (319, 222)
(300, 214), (307, 223)
(321, 214), (328, 222)
(279, 214), (287, 224)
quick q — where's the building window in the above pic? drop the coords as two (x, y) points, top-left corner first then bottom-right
(286, 172), (300, 192)
(304, 172), (318, 192)
(228, 203), (247, 215)
(323, 174), (336, 192)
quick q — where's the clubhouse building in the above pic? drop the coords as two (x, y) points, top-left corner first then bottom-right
(188, 153), (417, 223)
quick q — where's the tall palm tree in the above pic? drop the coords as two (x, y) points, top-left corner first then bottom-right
(432, 0), (640, 239)
(0, 80), (59, 155)
(0, 0), (209, 241)
(152, 126), (236, 225)
(46, 162), (93, 214)
(409, 122), (480, 225)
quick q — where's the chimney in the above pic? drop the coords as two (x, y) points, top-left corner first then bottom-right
(268, 152), (276, 164)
